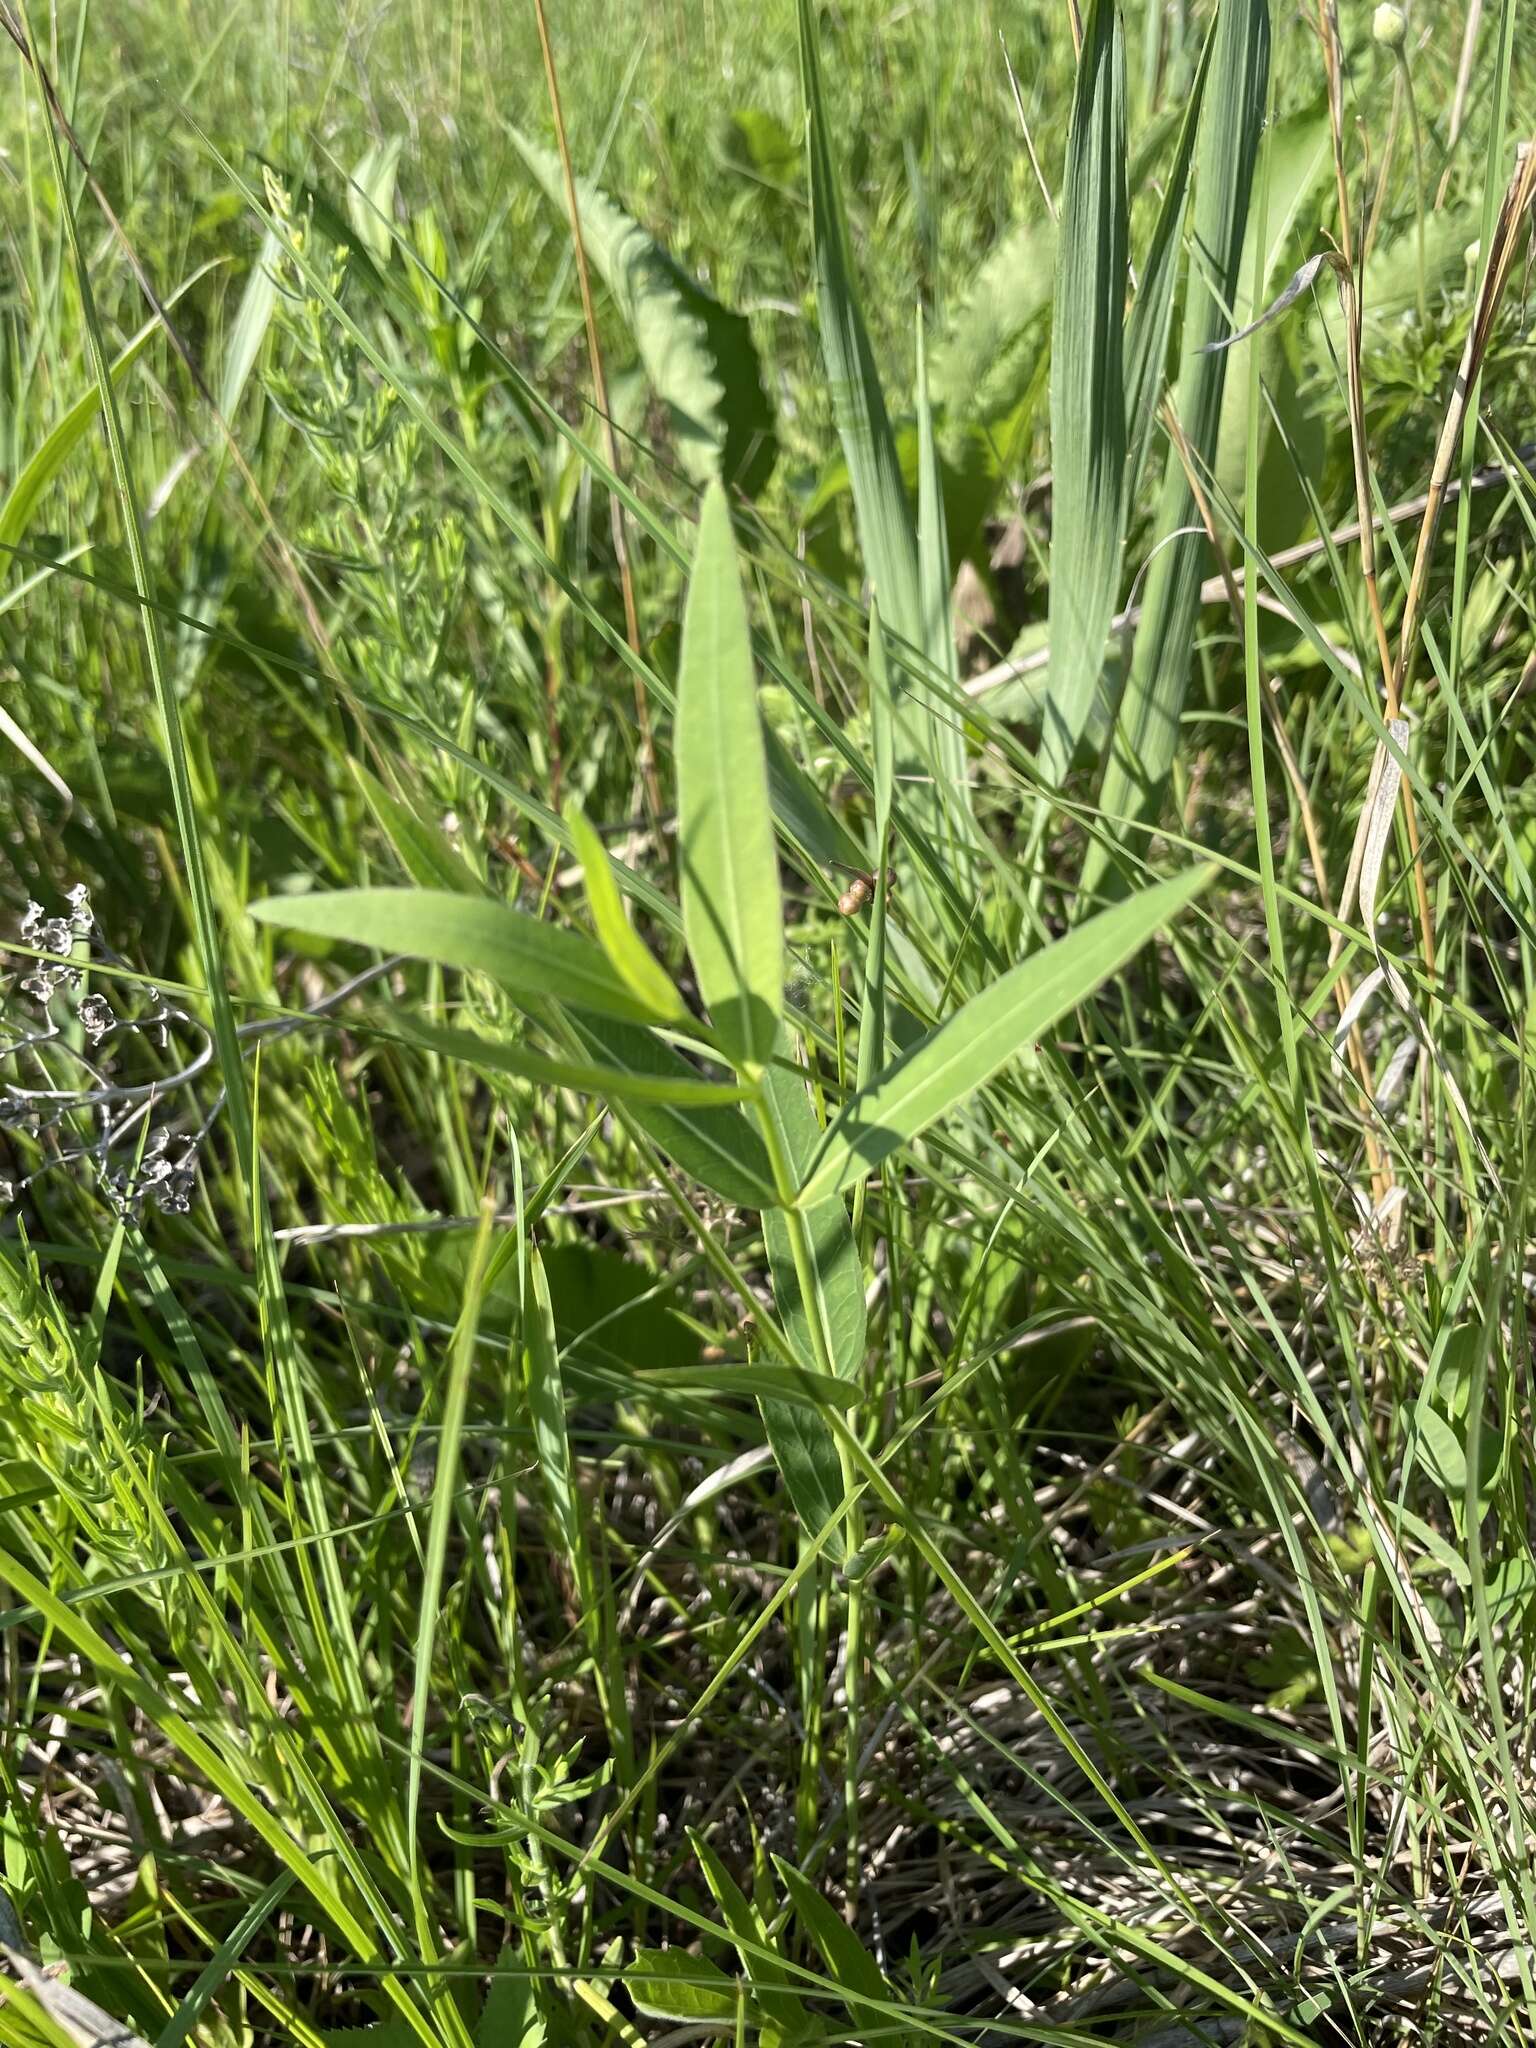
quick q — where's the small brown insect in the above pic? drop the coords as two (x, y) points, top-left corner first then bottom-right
(833, 864), (893, 916)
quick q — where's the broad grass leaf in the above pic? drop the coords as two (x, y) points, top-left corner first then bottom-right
(1122, 23), (1214, 507)
(797, 866), (1215, 1205)
(249, 887), (670, 1026)
(346, 137), (404, 265)
(219, 229), (282, 421)
(565, 800), (687, 1022)
(1213, 105), (1331, 510)
(0, 317), (161, 554)
(677, 481), (783, 1070)
(1091, 0), (1270, 875)
(567, 1014), (780, 1209)
(510, 128), (776, 493)
(1043, 0), (1128, 783)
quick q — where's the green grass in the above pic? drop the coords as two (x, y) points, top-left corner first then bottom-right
(2, 1), (1536, 2043)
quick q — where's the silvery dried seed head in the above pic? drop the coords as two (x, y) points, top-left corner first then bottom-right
(78, 993), (115, 1043)
(0, 1179), (12, 1207)
(19, 901), (45, 944)
(66, 883), (93, 934)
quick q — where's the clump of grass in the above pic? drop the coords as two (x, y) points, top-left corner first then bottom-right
(1, 2), (1535, 2045)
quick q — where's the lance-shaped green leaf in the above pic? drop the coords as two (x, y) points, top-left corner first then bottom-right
(249, 887), (670, 1026)
(1042, 0), (1129, 784)
(676, 481), (783, 1070)
(796, 866), (1215, 1206)
(568, 1013), (780, 1211)
(565, 799), (688, 1022)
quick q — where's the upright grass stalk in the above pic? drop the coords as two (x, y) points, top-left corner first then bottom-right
(529, 0), (661, 833)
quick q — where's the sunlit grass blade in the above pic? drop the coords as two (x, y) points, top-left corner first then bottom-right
(565, 798), (688, 1022)
(1042, 0), (1128, 784)
(676, 479), (783, 1070)
(1122, 19), (1214, 507)
(798, 0), (959, 857)
(1089, 0), (1271, 879)
(798, 865), (1215, 1205)
(915, 313), (974, 866)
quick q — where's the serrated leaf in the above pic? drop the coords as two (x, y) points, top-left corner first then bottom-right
(1043, 0), (1128, 782)
(249, 888), (671, 1027)
(797, 867), (1215, 1205)
(928, 218), (1058, 426)
(565, 800), (687, 1022)
(677, 481), (783, 1070)
(476, 1954), (545, 2048)
(313, 2017), (420, 2047)
(510, 128), (775, 493)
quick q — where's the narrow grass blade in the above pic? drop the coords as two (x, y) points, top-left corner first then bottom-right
(370, 1012), (751, 1109)
(798, 0), (958, 843)
(1122, 20), (1214, 506)
(798, 866), (1215, 1204)
(0, 279), (209, 556)
(1043, 0), (1128, 783)
(915, 313), (974, 862)
(250, 887), (674, 1027)
(404, 1201), (491, 2046)
(676, 480), (783, 1069)
(760, 1028), (867, 1547)
(567, 1014), (780, 1209)
(1091, 0), (1271, 873)
(524, 1243), (591, 1611)
(796, 0), (918, 648)
(351, 760), (485, 894)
